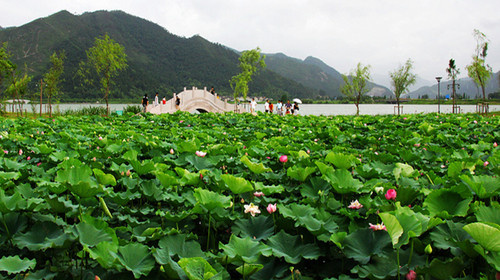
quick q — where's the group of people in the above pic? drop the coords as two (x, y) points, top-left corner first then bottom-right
(250, 98), (299, 115)
(141, 92), (181, 112)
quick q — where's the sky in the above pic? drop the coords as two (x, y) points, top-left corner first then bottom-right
(2, 0), (500, 88)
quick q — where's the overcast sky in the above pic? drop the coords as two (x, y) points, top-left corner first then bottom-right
(2, 0), (500, 87)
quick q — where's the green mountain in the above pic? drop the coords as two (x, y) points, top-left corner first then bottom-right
(0, 10), (317, 101)
(265, 53), (393, 98)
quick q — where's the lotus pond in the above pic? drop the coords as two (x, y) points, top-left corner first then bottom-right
(0, 112), (499, 280)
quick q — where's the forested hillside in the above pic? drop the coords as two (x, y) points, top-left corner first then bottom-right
(0, 10), (318, 101)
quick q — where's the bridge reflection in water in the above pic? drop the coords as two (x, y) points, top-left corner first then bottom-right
(147, 87), (245, 114)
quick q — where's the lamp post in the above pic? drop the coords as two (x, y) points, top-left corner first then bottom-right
(435, 77), (442, 114)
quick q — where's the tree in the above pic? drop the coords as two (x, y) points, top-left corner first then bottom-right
(6, 66), (32, 116)
(0, 43), (15, 100)
(466, 29), (492, 103)
(79, 34), (127, 115)
(44, 51), (66, 117)
(446, 58), (460, 113)
(390, 59), (416, 115)
(341, 63), (371, 116)
(230, 47), (266, 108)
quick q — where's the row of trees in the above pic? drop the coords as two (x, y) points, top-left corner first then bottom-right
(0, 34), (127, 116)
(341, 29), (496, 115)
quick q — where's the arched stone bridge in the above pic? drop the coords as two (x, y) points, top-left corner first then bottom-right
(147, 87), (245, 114)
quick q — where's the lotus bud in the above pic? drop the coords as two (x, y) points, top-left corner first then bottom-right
(425, 244), (433, 254)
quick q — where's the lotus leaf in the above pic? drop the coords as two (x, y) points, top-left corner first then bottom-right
(323, 169), (364, 194)
(219, 235), (272, 264)
(423, 189), (472, 218)
(116, 243), (156, 279)
(221, 174), (253, 194)
(475, 205), (500, 225)
(0, 256), (36, 275)
(344, 228), (392, 264)
(266, 230), (321, 264)
(193, 188), (231, 212)
(86, 241), (119, 269)
(378, 213), (403, 247)
(287, 165), (317, 182)
(13, 221), (71, 251)
(460, 174), (500, 199)
(240, 155), (271, 174)
(236, 263), (264, 277)
(325, 152), (358, 169)
(178, 257), (221, 280)
(279, 203), (323, 232)
(75, 217), (118, 247)
(232, 216), (274, 241)
(463, 222), (500, 252)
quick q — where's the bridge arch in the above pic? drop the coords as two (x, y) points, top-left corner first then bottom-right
(147, 87), (244, 114)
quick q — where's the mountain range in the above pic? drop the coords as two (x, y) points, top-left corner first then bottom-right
(0, 10), (394, 101)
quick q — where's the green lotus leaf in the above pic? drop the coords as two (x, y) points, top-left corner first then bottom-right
(343, 228), (392, 264)
(178, 257), (221, 280)
(240, 155), (271, 174)
(232, 215), (274, 241)
(0, 213), (27, 244)
(425, 257), (464, 280)
(177, 140), (199, 153)
(106, 143), (123, 153)
(122, 149), (139, 162)
(351, 255), (398, 279)
(86, 241), (119, 269)
(315, 161), (334, 176)
(460, 175), (500, 199)
(219, 235), (272, 264)
(75, 216), (118, 248)
(323, 169), (364, 194)
(93, 168), (117, 186)
(176, 167), (201, 186)
(279, 203), (322, 232)
(0, 189), (26, 213)
(221, 174), (253, 194)
(423, 189), (472, 218)
(156, 171), (180, 187)
(378, 213), (403, 247)
(325, 152), (358, 169)
(13, 221), (71, 251)
(193, 188), (231, 212)
(22, 267), (57, 280)
(253, 182), (284, 195)
(393, 162), (415, 181)
(131, 159), (155, 175)
(448, 161), (477, 178)
(116, 243), (156, 279)
(56, 161), (101, 198)
(475, 205), (500, 225)
(429, 221), (473, 256)
(0, 256), (36, 275)
(463, 222), (500, 252)
(185, 154), (215, 170)
(157, 234), (204, 259)
(330, 231), (347, 249)
(2, 158), (26, 171)
(287, 165), (317, 182)
(0, 171), (20, 184)
(236, 263), (263, 277)
(267, 230), (321, 264)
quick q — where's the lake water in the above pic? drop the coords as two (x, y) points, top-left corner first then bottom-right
(13, 103), (500, 116)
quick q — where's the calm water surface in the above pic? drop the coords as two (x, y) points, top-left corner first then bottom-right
(27, 103), (500, 116)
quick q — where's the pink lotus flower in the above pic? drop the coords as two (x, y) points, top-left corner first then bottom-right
(37, 162), (41, 167)
(244, 203), (261, 217)
(126, 170), (131, 176)
(253, 191), (264, 197)
(473, 120), (478, 124)
(369, 222), (386, 231)
(494, 142), (498, 147)
(170, 148), (174, 154)
(385, 189), (397, 201)
(92, 157), (96, 161)
(179, 120), (184, 123)
(3, 150), (8, 154)
(18, 149), (23, 156)
(98, 136), (103, 140)
(348, 199), (363, 209)
(413, 143), (420, 147)
(266, 203), (277, 214)
(279, 155), (288, 163)
(195, 151), (207, 157)
(406, 270), (417, 280)
(27, 156), (31, 161)
(484, 161), (489, 167)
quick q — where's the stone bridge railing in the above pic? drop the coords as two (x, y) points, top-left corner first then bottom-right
(146, 87), (245, 114)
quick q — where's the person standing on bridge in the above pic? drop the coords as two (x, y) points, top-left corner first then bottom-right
(264, 100), (270, 113)
(250, 98), (257, 114)
(142, 94), (149, 112)
(175, 95), (181, 111)
(154, 92), (159, 107)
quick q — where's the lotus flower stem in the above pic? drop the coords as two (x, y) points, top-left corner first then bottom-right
(407, 238), (414, 267)
(207, 214), (212, 251)
(397, 248), (401, 280)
